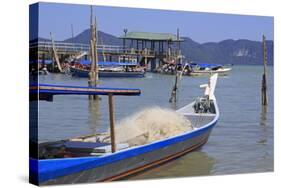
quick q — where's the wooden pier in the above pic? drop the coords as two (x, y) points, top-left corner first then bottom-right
(30, 31), (184, 71)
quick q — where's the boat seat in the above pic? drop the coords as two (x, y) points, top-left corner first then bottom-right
(91, 143), (129, 154)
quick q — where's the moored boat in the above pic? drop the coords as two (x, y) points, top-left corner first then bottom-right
(187, 62), (232, 76)
(70, 61), (145, 78)
(30, 74), (219, 185)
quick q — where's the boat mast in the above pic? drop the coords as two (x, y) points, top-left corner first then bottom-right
(88, 6), (99, 100)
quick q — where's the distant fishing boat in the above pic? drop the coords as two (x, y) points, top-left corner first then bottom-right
(30, 74), (219, 185)
(187, 62), (232, 76)
(70, 60), (145, 78)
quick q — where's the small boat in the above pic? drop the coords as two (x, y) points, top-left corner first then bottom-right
(30, 74), (219, 185)
(187, 62), (232, 76)
(70, 61), (145, 78)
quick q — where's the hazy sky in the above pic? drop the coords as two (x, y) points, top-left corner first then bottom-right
(32, 2), (274, 43)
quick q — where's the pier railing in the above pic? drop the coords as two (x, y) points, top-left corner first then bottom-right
(30, 41), (156, 57)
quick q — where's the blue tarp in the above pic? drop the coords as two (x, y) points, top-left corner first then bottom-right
(79, 60), (138, 66)
(29, 60), (53, 64)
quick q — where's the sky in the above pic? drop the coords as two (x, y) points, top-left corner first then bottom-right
(31, 2), (274, 43)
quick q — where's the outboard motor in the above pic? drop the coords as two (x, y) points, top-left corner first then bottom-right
(193, 97), (213, 113)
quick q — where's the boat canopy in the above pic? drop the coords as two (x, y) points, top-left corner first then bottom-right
(79, 60), (138, 66)
(30, 84), (141, 101)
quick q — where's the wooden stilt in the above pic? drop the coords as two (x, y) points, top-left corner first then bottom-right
(169, 29), (182, 103)
(261, 34), (268, 106)
(88, 6), (99, 100)
(169, 71), (179, 103)
(108, 94), (116, 153)
(144, 48), (148, 68)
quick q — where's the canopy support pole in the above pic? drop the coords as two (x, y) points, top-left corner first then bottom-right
(108, 94), (116, 153)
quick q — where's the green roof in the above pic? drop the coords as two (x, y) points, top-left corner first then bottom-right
(120, 31), (184, 41)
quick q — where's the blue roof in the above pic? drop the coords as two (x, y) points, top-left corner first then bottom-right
(79, 60), (138, 66)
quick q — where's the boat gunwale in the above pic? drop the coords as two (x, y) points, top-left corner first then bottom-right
(70, 66), (146, 75)
(191, 67), (232, 74)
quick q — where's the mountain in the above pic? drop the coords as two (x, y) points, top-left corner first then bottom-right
(63, 29), (122, 46)
(30, 37), (51, 43)
(52, 29), (274, 65)
(181, 38), (273, 65)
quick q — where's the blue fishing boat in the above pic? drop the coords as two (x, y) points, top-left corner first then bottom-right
(30, 74), (219, 185)
(187, 62), (232, 76)
(70, 60), (145, 78)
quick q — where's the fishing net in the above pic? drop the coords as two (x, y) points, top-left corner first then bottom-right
(112, 107), (193, 146)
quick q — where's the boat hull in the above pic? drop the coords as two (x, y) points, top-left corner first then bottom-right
(70, 67), (145, 78)
(188, 68), (232, 76)
(30, 115), (218, 185)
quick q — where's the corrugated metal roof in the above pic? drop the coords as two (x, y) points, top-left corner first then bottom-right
(120, 31), (184, 41)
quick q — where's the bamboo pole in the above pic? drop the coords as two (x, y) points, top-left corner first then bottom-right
(88, 6), (99, 100)
(144, 48), (148, 68)
(71, 24), (75, 54)
(71, 24), (74, 43)
(261, 34), (268, 106)
(50, 32), (63, 73)
(94, 16), (99, 84)
(169, 29), (182, 103)
(108, 94), (116, 153)
(169, 72), (179, 103)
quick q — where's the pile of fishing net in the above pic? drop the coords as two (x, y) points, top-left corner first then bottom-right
(113, 107), (193, 146)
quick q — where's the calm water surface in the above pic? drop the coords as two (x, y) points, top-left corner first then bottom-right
(38, 65), (273, 179)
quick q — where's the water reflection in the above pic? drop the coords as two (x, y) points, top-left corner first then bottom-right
(128, 151), (215, 180)
(88, 100), (101, 134)
(169, 101), (178, 110)
(258, 105), (268, 145)
(38, 65), (274, 177)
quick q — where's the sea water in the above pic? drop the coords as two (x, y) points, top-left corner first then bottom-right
(37, 65), (274, 179)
